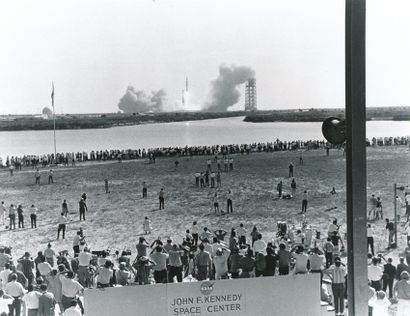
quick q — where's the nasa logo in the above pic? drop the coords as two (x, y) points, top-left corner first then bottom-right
(200, 281), (214, 295)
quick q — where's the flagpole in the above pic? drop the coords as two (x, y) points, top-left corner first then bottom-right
(52, 82), (57, 165)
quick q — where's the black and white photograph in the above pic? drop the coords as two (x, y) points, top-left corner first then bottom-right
(0, 0), (410, 315)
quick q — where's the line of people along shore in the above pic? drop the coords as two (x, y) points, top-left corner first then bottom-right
(1, 135), (409, 170)
(1, 215), (410, 316)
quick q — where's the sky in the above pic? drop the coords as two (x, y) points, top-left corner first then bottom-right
(1, 0), (410, 114)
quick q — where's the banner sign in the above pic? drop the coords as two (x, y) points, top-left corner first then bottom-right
(85, 274), (320, 316)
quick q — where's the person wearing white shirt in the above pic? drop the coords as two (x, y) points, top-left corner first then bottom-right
(237, 223), (246, 246)
(5, 274), (25, 316)
(30, 204), (38, 229)
(0, 264), (11, 290)
(191, 221), (199, 246)
(253, 234), (267, 255)
(213, 247), (231, 279)
(0, 201), (6, 226)
(60, 271), (84, 311)
(292, 246), (309, 274)
(38, 261), (52, 277)
(57, 213), (68, 240)
(22, 284), (41, 316)
(0, 289), (13, 315)
(77, 248), (92, 287)
(368, 257), (384, 291)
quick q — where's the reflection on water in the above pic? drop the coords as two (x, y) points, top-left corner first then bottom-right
(0, 117), (409, 158)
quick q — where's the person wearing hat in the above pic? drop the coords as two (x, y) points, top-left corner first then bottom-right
(393, 271), (410, 316)
(17, 252), (34, 285)
(323, 256), (346, 316)
(115, 262), (131, 286)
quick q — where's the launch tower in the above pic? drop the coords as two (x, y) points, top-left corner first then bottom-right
(245, 78), (257, 112)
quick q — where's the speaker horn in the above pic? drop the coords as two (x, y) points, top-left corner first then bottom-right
(322, 117), (346, 145)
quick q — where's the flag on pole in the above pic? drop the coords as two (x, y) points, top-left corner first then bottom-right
(51, 82), (54, 109)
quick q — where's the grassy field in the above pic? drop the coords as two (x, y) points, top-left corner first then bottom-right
(0, 146), (409, 258)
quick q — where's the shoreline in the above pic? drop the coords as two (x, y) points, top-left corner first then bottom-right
(1, 106), (409, 131)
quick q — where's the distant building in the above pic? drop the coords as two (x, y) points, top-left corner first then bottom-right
(245, 78), (257, 112)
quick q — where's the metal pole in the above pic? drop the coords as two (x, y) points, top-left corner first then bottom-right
(394, 183), (397, 247)
(345, 0), (368, 315)
(52, 83), (57, 164)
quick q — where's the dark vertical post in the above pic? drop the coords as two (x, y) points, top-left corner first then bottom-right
(345, 0), (367, 315)
(394, 183), (398, 246)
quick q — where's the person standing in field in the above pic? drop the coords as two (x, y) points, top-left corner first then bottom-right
(158, 188), (165, 210)
(216, 171), (222, 188)
(213, 193), (220, 215)
(48, 169), (53, 184)
(143, 216), (152, 234)
(288, 162), (294, 177)
(226, 190), (233, 213)
(277, 181), (283, 198)
(1, 201), (6, 226)
(405, 193), (410, 222)
(79, 198), (87, 221)
(302, 191), (308, 213)
(17, 204), (24, 229)
(299, 150), (303, 165)
(210, 172), (216, 188)
(369, 194), (377, 220)
(30, 204), (37, 229)
(35, 168), (41, 185)
(62, 200), (68, 217)
(8, 204), (16, 230)
(57, 213), (68, 240)
(291, 179), (297, 196)
(376, 197), (383, 220)
(142, 181), (148, 198)
(191, 221), (199, 246)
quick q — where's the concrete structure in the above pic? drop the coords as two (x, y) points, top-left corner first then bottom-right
(244, 78), (257, 112)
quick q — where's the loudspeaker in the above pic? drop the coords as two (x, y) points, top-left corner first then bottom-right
(322, 117), (346, 145)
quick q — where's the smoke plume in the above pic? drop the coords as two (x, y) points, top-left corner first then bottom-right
(118, 86), (167, 113)
(204, 64), (255, 112)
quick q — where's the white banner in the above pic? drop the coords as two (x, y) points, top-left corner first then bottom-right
(85, 274), (320, 316)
